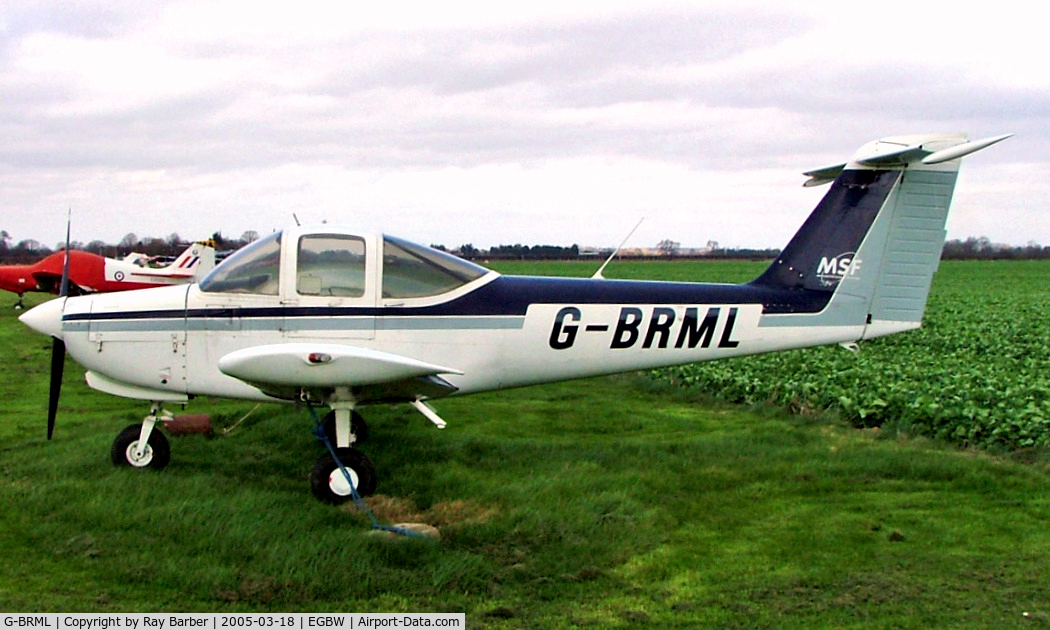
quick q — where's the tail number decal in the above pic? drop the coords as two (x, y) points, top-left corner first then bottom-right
(550, 306), (740, 350)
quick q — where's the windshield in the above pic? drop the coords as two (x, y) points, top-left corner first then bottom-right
(382, 236), (489, 299)
(199, 231), (282, 295)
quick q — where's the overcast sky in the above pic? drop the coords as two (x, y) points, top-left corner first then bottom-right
(2, 1), (1045, 251)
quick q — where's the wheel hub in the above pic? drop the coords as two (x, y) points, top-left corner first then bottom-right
(328, 467), (360, 497)
(125, 441), (154, 467)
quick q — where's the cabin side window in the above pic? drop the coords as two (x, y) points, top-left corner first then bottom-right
(296, 234), (367, 298)
(199, 232), (282, 295)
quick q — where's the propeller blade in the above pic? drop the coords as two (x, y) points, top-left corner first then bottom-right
(59, 209), (71, 298)
(48, 209), (71, 439)
(48, 338), (65, 440)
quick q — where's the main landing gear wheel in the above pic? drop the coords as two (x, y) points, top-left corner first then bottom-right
(111, 424), (171, 470)
(310, 448), (377, 504)
(321, 410), (369, 445)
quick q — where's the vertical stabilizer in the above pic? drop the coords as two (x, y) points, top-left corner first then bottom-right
(191, 240), (217, 281)
(752, 133), (1009, 338)
(162, 239), (217, 280)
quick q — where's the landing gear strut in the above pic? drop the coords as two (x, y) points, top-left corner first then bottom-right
(321, 409), (369, 445)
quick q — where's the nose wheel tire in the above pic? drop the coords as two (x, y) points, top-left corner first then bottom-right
(111, 424), (171, 470)
(310, 448), (377, 504)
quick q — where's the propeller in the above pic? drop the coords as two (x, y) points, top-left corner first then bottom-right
(46, 211), (72, 440)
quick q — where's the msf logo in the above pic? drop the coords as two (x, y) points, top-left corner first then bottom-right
(815, 252), (860, 288)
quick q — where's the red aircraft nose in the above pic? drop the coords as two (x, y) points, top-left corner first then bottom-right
(0, 266), (37, 294)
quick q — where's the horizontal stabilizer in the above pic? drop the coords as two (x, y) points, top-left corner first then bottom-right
(802, 162), (846, 187)
(856, 142), (930, 166)
(922, 134), (1013, 165)
(803, 133), (1011, 187)
(218, 343), (463, 389)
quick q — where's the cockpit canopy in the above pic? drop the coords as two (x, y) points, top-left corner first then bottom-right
(199, 229), (492, 300)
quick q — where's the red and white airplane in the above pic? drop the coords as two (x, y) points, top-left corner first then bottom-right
(20, 133), (1009, 504)
(1, 240), (216, 308)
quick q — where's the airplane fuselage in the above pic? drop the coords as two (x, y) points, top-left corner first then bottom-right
(53, 269), (863, 406)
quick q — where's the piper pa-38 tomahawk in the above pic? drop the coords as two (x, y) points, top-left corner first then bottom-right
(20, 133), (1009, 504)
(1, 240), (216, 309)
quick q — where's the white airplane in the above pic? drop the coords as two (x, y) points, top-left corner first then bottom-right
(20, 133), (1010, 504)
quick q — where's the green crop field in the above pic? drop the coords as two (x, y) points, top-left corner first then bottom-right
(2, 260), (1049, 627)
(491, 259), (1050, 452)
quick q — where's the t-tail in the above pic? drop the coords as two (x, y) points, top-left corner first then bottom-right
(751, 133), (1010, 341)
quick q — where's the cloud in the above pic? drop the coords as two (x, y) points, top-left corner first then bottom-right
(0, 2), (1043, 250)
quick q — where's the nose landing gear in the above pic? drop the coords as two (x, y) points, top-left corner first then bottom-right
(110, 405), (172, 470)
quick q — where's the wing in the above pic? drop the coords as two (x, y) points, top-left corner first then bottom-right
(31, 271), (87, 295)
(217, 343), (464, 403)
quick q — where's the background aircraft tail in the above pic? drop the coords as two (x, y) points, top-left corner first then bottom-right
(751, 133), (1009, 339)
(162, 239), (217, 280)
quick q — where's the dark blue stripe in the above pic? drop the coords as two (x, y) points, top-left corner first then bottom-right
(63, 275), (830, 323)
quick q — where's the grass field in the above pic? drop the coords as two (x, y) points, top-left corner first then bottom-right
(2, 261), (1050, 627)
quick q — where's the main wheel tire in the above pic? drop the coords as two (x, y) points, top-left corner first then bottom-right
(111, 424), (171, 470)
(321, 410), (370, 445)
(310, 448), (377, 504)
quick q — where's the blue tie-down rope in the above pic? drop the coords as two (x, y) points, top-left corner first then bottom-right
(307, 405), (432, 540)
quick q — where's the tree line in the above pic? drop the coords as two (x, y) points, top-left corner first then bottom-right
(940, 237), (1050, 260)
(2, 229), (1048, 264)
(0, 230), (260, 264)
